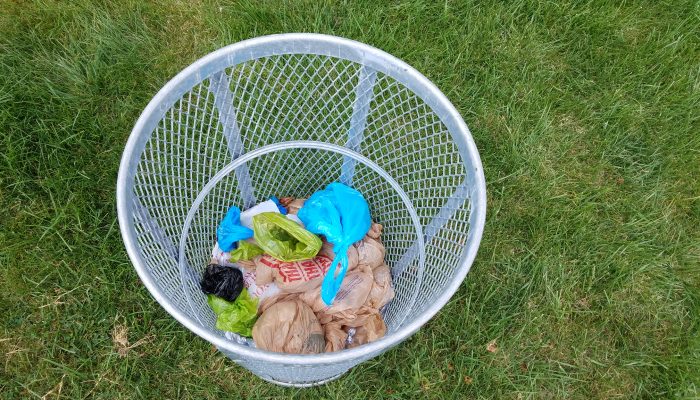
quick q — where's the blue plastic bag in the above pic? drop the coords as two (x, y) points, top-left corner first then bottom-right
(298, 182), (371, 305)
(217, 206), (254, 252)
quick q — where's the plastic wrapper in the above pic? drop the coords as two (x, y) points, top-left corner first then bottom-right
(228, 240), (264, 263)
(320, 240), (359, 272)
(252, 299), (325, 354)
(366, 222), (383, 240)
(239, 198), (286, 229)
(279, 197), (305, 215)
(367, 264), (395, 309)
(241, 267), (281, 301)
(200, 264), (244, 302)
(207, 288), (258, 336)
(346, 311), (386, 348)
(299, 264), (374, 323)
(253, 253), (334, 293)
(217, 206), (254, 252)
(355, 237), (385, 270)
(252, 212), (322, 262)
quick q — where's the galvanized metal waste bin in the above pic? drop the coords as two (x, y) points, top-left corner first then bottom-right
(117, 33), (486, 386)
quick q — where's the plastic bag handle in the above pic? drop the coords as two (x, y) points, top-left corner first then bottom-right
(320, 244), (350, 305)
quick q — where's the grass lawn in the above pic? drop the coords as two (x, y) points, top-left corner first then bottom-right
(1, 0), (699, 398)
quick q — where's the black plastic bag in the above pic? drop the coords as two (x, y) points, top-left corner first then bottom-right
(200, 264), (244, 302)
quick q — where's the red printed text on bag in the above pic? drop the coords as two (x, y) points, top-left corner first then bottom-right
(258, 255), (332, 283)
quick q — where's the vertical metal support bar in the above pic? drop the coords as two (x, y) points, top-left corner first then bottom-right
(340, 66), (377, 185)
(393, 180), (470, 278)
(209, 72), (257, 208)
(133, 197), (178, 261)
(133, 197), (199, 286)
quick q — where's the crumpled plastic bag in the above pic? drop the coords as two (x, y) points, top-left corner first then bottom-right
(240, 267), (281, 301)
(319, 306), (386, 352)
(211, 242), (259, 270)
(239, 198), (287, 229)
(252, 299), (325, 354)
(255, 260), (392, 352)
(299, 262), (392, 352)
(259, 292), (300, 314)
(253, 240), (357, 291)
(346, 311), (386, 348)
(366, 222), (383, 240)
(320, 240), (359, 272)
(253, 253), (334, 293)
(298, 183), (371, 305)
(200, 264), (244, 302)
(228, 240), (264, 263)
(355, 236), (385, 270)
(253, 212), (322, 262)
(354, 222), (384, 270)
(322, 321), (348, 352)
(279, 197), (305, 215)
(367, 264), (395, 309)
(299, 263), (374, 323)
(217, 206), (254, 252)
(207, 288), (258, 336)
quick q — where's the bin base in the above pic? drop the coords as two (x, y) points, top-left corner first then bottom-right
(259, 371), (347, 387)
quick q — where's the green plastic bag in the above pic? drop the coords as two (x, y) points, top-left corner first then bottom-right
(252, 212), (322, 262)
(229, 240), (264, 263)
(207, 288), (258, 336)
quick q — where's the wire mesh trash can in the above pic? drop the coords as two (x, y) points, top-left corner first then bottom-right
(117, 33), (486, 387)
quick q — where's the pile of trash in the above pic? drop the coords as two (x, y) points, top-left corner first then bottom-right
(201, 183), (394, 354)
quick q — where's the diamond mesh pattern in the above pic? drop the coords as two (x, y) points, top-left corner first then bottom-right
(124, 42), (479, 385)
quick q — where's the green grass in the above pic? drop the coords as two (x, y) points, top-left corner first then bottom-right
(1, 0), (699, 398)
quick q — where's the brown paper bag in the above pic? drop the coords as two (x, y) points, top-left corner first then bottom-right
(252, 300), (325, 354)
(367, 264), (395, 309)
